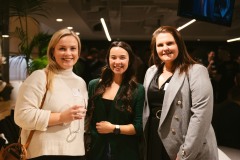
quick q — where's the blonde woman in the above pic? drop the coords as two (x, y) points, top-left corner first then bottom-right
(14, 28), (88, 160)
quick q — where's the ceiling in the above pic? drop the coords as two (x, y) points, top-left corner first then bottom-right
(36, 0), (240, 41)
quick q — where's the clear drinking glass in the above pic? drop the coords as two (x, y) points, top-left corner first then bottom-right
(73, 97), (86, 129)
(66, 97), (86, 142)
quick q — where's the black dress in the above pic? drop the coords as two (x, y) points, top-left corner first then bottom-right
(147, 71), (171, 160)
(102, 98), (113, 160)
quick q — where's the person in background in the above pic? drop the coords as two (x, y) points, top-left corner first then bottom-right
(0, 80), (17, 145)
(133, 53), (148, 84)
(142, 26), (218, 160)
(235, 54), (240, 86)
(236, 54), (240, 71)
(87, 41), (145, 160)
(212, 85), (240, 149)
(202, 50), (220, 103)
(14, 28), (88, 160)
(73, 45), (88, 82)
(0, 80), (13, 102)
(203, 50), (218, 78)
(217, 49), (239, 103)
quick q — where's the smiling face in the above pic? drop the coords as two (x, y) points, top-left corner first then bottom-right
(156, 32), (178, 65)
(109, 47), (129, 76)
(53, 35), (79, 70)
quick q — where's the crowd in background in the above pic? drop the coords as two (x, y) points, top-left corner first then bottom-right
(73, 44), (240, 151)
(74, 45), (240, 104)
(0, 31), (240, 159)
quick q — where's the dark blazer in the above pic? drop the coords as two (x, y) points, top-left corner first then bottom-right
(143, 64), (218, 160)
(88, 78), (145, 160)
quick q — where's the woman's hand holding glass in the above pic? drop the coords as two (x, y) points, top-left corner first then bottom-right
(60, 98), (87, 123)
(73, 98), (87, 120)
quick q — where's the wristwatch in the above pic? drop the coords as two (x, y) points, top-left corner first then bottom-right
(113, 125), (120, 135)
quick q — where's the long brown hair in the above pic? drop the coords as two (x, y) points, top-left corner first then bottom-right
(149, 26), (197, 74)
(90, 41), (137, 113)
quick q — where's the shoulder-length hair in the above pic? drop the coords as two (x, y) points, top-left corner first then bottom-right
(149, 26), (197, 74)
(46, 28), (81, 90)
(91, 41), (137, 113)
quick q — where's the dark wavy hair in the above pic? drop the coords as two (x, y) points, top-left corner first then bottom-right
(91, 41), (137, 113)
(149, 26), (197, 74)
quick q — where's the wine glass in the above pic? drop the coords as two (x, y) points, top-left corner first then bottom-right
(73, 97), (86, 130)
(66, 97), (86, 142)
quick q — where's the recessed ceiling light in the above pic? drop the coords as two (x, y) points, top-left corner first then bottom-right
(2, 35), (9, 38)
(56, 19), (63, 22)
(75, 32), (80, 35)
(67, 27), (73, 30)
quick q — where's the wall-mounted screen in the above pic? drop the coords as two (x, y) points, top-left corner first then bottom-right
(177, 0), (235, 27)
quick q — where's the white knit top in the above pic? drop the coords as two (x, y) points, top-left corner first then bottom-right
(14, 69), (88, 158)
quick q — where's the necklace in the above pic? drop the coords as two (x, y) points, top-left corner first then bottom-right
(66, 120), (81, 143)
(61, 84), (85, 143)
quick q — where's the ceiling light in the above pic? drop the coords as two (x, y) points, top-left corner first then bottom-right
(227, 37), (240, 42)
(100, 18), (111, 41)
(2, 35), (9, 38)
(56, 19), (63, 22)
(67, 27), (73, 30)
(177, 19), (196, 31)
(75, 32), (80, 36)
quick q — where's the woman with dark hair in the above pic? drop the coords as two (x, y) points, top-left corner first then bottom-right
(87, 41), (145, 160)
(142, 26), (218, 160)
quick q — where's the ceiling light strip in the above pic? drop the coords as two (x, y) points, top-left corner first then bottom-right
(100, 18), (112, 41)
(227, 37), (240, 42)
(177, 19), (196, 31)
(2, 35), (9, 38)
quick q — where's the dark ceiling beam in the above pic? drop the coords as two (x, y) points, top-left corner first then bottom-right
(108, 0), (121, 34)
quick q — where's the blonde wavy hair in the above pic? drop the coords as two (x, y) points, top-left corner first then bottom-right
(46, 28), (81, 90)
